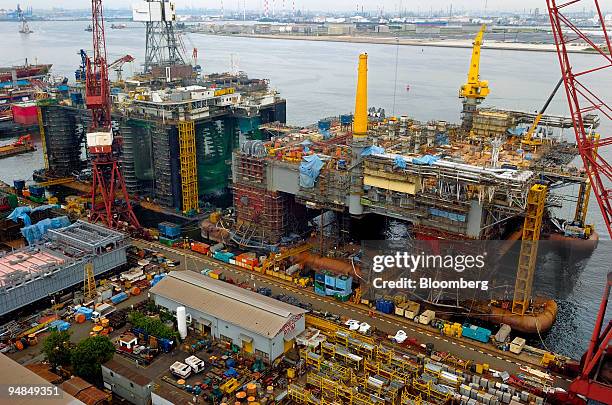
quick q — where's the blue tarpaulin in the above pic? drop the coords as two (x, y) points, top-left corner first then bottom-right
(8, 205), (55, 226)
(394, 156), (407, 169)
(507, 127), (527, 136)
(21, 216), (71, 245)
(360, 145), (385, 157)
(412, 155), (440, 165)
(299, 155), (324, 188)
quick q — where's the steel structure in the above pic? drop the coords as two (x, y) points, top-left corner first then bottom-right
(86, 0), (140, 229)
(546, 0), (611, 402)
(85, 0), (111, 131)
(546, 0), (611, 237)
(143, 0), (185, 72)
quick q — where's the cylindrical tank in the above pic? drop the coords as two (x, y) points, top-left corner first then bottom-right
(176, 306), (188, 339)
(348, 194), (363, 215)
(295, 252), (360, 277)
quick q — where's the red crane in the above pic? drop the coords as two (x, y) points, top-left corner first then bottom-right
(85, 0), (140, 230)
(547, 0), (612, 236)
(546, 0), (611, 403)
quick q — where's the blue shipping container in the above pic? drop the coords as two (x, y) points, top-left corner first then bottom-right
(76, 307), (93, 320)
(111, 292), (129, 305)
(461, 323), (492, 343)
(213, 251), (235, 263)
(158, 222), (182, 238)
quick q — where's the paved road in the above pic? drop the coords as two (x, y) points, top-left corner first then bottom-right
(132, 239), (572, 390)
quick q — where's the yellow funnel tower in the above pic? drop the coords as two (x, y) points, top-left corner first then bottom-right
(353, 53), (368, 139)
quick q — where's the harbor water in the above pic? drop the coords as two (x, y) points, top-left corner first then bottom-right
(0, 20), (610, 358)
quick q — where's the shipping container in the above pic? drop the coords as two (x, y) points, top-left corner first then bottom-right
(110, 292), (129, 305)
(190, 241), (210, 255)
(158, 221), (181, 238)
(419, 310), (435, 325)
(509, 337), (526, 354)
(462, 323), (492, 343)
(213, 250), (235, 263)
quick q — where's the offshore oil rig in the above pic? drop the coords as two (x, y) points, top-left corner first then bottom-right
(33, 18), (601, 336)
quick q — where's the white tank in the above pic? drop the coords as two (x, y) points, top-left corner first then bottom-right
(176, 306), (187, 339)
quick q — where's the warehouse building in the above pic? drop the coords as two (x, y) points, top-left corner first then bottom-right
(150, 271), (306, 362)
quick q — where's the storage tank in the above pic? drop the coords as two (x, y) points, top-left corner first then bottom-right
(176, 306), (188, 339)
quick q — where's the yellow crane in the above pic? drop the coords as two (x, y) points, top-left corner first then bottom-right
(459, 24), (489, 130)
(261, 242), (314, 274)
(521, 78), (564, 148)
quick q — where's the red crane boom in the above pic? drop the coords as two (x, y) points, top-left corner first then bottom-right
(546, 1), (611, 403)
(85, 0), (111, 131)
(546, 0), (612, 237)
(85, 0), (140, 230)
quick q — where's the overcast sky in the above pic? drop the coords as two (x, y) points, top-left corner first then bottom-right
(1, 1), (550, 12)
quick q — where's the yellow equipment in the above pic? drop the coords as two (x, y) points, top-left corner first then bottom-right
(261, 243), (314, 274)
(34, 177), (73, 187)
(574, 133), (599, 231)
(512, 184), (548, 315)
(353, 53), (368, 140)
(459, 24), (489, 101)
(83, 262), (96, 302)
(178, 120), (199, 214)
(521, 78), (564, 148)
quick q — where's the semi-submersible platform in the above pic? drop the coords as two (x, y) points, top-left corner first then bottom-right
(33, 27), (600, 334)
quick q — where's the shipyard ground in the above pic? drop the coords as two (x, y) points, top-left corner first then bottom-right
(7, 292), (149, 365)
(130, 238), (574, 390)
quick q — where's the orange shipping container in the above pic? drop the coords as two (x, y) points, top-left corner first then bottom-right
(191, 242), (210, 255)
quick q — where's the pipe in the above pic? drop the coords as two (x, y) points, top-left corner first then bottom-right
(353, 53), (368, 139)
(294, 252), (361, 278)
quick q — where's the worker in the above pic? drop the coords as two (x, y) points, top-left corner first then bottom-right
(368, 309), (375, 318)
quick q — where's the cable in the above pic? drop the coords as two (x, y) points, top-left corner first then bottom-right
(392, 36), (400, 116)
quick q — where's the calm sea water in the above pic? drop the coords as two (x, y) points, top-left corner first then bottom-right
(0, 20), (610, 358)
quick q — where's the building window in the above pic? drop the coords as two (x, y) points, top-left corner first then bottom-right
(130, 382), (134, 388)
(220, 334), (231, 343)
(110, 372), (114, 377)
(255, 349), (269, 360)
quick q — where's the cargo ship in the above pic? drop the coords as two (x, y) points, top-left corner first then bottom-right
(0, 62), (51, 83)
(0, 135), (35, 158)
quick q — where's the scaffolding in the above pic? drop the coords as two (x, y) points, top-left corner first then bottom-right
(178, 120), (199, 214)
(152, 124), (174, 208)
(512, 184), (548, 315)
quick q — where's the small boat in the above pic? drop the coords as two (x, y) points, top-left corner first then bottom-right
(111, 24), (127, 29)
(19, 19), (32, 34)
(85, 25), (93, 32)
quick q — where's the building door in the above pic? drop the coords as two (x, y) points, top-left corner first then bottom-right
(284, 338), (293, 353)
(242, 340), (253, 353)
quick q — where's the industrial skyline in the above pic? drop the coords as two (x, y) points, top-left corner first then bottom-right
(0, 0), (585, 13)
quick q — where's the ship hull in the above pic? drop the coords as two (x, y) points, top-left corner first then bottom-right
(0, 64), (52, 83)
